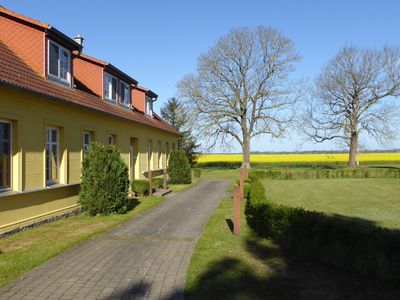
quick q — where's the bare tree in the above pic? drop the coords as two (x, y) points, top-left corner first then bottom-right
(304, 46), (400, 168)
(177, 26), (300, 168)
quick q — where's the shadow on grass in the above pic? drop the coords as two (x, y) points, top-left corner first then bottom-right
(225, 219), (234, 233)
(186, 235), (400, 300)
(126, 197), (141, 212)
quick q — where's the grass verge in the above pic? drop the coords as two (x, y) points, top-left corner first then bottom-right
(264, 178), (400, 229)
(0, 196), (163, 288)
(185, 197), (399, 299)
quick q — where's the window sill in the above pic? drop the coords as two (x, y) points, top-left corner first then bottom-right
(118, 103), (131, 110)
(48, 75), (71, 87)
(105, 98), (117, 104)
(0, 183), (80, 198)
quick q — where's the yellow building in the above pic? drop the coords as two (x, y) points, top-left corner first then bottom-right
(0, 6), (179, 234)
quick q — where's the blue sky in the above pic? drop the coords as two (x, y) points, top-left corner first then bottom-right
(3, 0), (400, 152)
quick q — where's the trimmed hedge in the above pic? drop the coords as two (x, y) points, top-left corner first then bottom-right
(79, 142), (130, 215)
(153, 177), (164, 189)
(246, 167), (400, 180)
(245, 176), (400, 283)
(131, 180), (149, 196)
(168, 150), (192, 184)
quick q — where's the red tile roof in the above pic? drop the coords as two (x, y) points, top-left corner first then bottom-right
(0, 41), (179, 136)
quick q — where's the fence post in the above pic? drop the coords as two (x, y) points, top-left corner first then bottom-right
(148, 170), (153, 196)
(163, 168), (168, 189)
(233, 186), (241, 235)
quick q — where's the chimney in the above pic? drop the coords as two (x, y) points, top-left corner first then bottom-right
(74, 34), (84, 47)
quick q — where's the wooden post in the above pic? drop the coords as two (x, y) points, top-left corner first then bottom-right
(233, 186), (241, 235)
(239, 167), (245, 200)
(163, 168), (168, 189)
(148, 170), (153, 196)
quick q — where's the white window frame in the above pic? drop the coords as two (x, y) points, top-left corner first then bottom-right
(145, 96), (153, 117)
(46, 127), (60, 186)
(130, 142), (137, 180)
(108, 134), (115, 145)
(82, 131), (91, 159)
(47, 40), (71, 85)
(119, 81), (131, 107)
(0, 119), (12, 191)
(104, 72), (118, 102)
(165, 142), (170, 167)
(157, 141), (162, 169)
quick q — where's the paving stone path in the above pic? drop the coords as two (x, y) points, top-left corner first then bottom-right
(0, 180), (231, 300)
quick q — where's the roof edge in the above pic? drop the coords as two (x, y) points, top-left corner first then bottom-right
(0, 81), (180, 136)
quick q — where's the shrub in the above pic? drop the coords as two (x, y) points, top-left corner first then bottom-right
(131, 179), (149, 196)
(79, 142), (130, 215)
(153, 177), (164, 189)
(245, 179), (400, 283)
(168, 150), (192, 184)
(193, 168), (202, 178)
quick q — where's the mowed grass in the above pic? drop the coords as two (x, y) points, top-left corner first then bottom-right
(0, 196), (163, 288)
(263, 178), (400, 229)
(185, 197), (398, 299)
(198, 152), (400, 164)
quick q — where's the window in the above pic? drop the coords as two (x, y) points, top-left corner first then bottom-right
(157, 141), (162, 169)
(104, 73), (118, 102)
(48, 40), (71, 85)
(130, 139), (137, 180)
(82, 131), (91, 158)
(165, 142), (170, 166)
(0, 120), (11, 190)
(46, 127), (59, 185)
(120, 81), (131, 107)
(145, 96), (153, 117)
(108, 134), (116, 145)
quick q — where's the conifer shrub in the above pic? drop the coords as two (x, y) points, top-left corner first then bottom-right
(131, 179), (150, 196)
(167, 150), (192, 184)
(79, 142), (129, 215)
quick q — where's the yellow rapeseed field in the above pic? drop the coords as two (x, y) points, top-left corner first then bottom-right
(197, 153), (400, 164)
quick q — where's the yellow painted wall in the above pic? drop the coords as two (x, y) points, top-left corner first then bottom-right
(0, 87), (179, 233)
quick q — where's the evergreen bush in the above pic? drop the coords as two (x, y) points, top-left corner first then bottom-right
(79, 142), (129, 215)
(167, 150), (192, 184)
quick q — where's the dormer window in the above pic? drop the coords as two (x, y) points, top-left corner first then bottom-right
(104, 73), (118, 102)
(48, 40), (71, 86)
(120, 81), (131, 107)
(145, 96), (153, 117)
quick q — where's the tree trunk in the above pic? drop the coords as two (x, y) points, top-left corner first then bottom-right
(347, 132), (358, 169)
(242, 136), (251, 169)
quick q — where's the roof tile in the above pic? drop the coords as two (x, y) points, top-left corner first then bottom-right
(0, 40), (179, 136)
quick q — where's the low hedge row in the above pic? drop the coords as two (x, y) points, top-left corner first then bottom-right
(247, 167), (400, 180)
(131, 178), (165, 196)
(245, 176), (400, 283)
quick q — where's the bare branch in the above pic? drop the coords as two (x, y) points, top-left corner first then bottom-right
(178, 26), (300, 167)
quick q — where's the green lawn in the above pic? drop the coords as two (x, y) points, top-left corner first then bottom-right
(263, 178), (400, 229)
(185, 198), (399, 299)
(0, 196), (163, 288)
